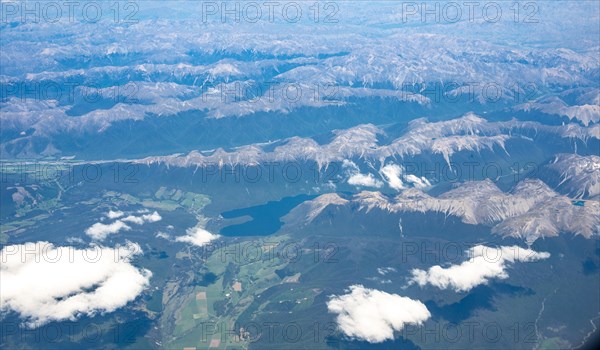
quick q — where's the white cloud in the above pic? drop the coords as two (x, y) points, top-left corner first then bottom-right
(144, 211), (162, 222)
(409, 245), (550, 292)
(380, 163), (431, 191)
(404, 174), (431, 189)
(348, 173), (384, 188)
(175, 226), (220, 247)
(0, 241), (151, 327)
(107, 210), (124, 219)
(121, 216), (145, 225)
(65, 237), (85, 245)
(156, 232), (171, 240)
(85, 221), (131, 241)
(343, 160), (429, 190)
(343, 159), (383, 188)
(122, 211), (162, 225)
(377, 267), (397, 276)
(86, 211), (162, 241)
(380, 164), (405, 190)
(327, 285), (430, 343)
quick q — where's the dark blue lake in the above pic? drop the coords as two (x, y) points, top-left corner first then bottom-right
(219, 194), (316, 236)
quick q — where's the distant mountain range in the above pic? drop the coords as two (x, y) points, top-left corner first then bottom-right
(287, 179), (599, 244)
